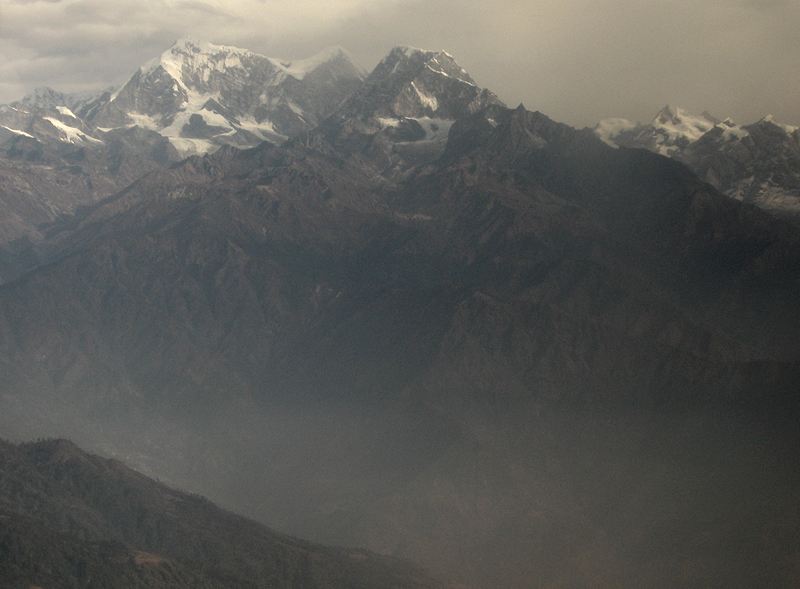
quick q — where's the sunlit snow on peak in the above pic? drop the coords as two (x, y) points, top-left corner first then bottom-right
(55, 106), (77, 119)
(759, 114), (799, 134)
(651, 106), (718, 145)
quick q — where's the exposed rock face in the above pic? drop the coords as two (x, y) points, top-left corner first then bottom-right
(0, 109), (181, 282)
(685, 116), (800, 220)
(320, 46), (504, 172)
(336, 46), (502, 121)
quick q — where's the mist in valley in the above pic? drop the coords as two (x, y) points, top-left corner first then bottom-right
(3, 375), (798, 588)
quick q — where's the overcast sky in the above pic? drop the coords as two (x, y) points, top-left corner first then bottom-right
(1, 0), (798, 128)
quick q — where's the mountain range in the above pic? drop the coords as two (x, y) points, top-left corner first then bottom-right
(596, 105), (800, 224)
(0, 40), (799, 589)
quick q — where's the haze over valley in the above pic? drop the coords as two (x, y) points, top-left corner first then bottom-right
(1, 34), (799, 589)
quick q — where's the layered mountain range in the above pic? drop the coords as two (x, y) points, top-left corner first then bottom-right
(1, 41), (799, 589)
(596, 105), (800, 223)
(0, 40), (500, 277)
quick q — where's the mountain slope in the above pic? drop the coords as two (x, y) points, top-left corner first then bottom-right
(1, 101), (799, 588)
(1, 44), (800, 589)
(319, 46), (504, 168)
(0, 106), (180, 282)
(0, 438), (457, 589)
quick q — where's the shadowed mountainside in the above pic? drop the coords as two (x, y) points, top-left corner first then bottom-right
(0, 438), (459, 589)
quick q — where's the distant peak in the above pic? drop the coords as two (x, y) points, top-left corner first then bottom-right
(15, 86), (107, 111)
(169, 38), (233, 54)
(373, 46), (476, 87)
(139, 38), (256, 82)
(171, 37), (202, 51)
(384, 46), (460, 65)
(389, 45), (431, 57)
(382, 45), (449, 65)
(280, 45), (366, 80)
(757, 114), (799, 134)
(652, 105), (718, 127)
(29, 86), (59, 97)
(653, 105), (680, 125)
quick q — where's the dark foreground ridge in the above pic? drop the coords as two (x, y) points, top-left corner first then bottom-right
(0, 437), (458, 589)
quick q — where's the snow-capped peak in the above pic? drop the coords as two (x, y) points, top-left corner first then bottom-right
(652, 104), (681, 126)
(138, 40), (364, 90)
(380, 46), (444, 67)
(392, 45), (428, 58)
(593, 107), (725, 154)
(711, 117), (748, 141)
(758, 114), (799, 134)
(375, 46), (477, 87)
(652, 105), (717, 131)
(386, 45), (455, 61)
(141, 38), (254, 82)
(96, 40), (369, 157)
(649, 106), (718, 147)
(18, 86), (68, 109)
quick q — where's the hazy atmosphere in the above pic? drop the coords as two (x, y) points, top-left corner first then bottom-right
(2, 0), (799, 128)
(2, 1), (800, 586)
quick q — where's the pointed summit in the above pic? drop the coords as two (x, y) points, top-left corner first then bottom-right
(652, 104), (680, 126)
(371, 46), (477, 88)
(336, 45), (503, 121)
(652, 105), (718, 128)
(282, 45), (367, 81)
(646, 106), (719, 153)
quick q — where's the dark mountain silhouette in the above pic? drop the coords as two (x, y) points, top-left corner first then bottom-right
(0, 438), (458, 589)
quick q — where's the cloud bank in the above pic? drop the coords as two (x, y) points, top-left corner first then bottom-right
(1, 0), (799, 127)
